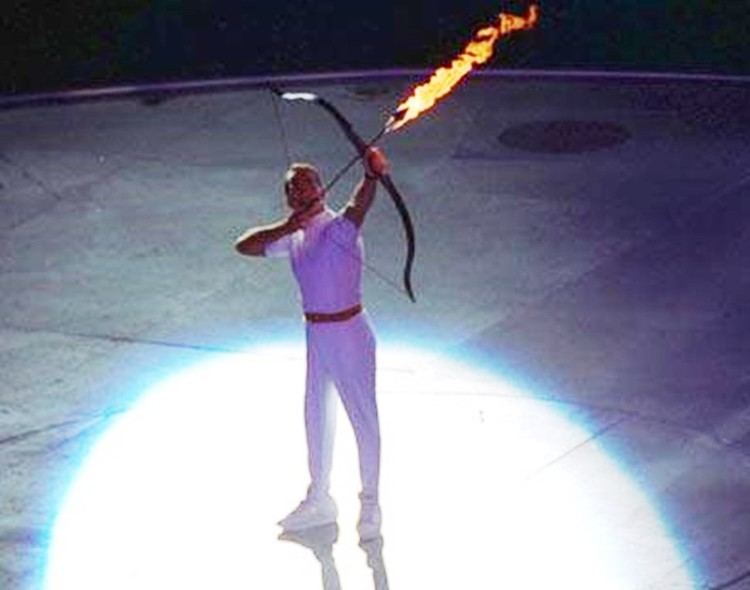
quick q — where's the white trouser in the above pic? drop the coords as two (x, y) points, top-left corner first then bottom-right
(304, 312), (380, 502)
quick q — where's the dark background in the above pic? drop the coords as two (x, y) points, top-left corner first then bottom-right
(2, 0), (750, 94)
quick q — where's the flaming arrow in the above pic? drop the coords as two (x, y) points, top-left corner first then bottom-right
(272, 4), (539, 303)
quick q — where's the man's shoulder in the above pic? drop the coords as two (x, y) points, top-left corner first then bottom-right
(326, 210), (360, 238)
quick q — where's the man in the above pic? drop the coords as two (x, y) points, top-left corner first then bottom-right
(234, 147), (389, 540)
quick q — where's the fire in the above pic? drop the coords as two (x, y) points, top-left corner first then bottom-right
(387, 4), (539, 132)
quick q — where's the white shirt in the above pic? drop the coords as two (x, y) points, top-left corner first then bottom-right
(265, 208), (364, 313)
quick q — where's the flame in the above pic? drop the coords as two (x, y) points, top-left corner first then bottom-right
(387, 4), (539, 132)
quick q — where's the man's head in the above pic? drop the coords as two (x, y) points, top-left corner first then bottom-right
(284, 163), (324, 211)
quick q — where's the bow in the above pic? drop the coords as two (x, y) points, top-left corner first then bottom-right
(272, 89), (416, 303)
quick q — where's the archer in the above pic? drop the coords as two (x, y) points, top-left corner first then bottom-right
(234, 147), (389, 540)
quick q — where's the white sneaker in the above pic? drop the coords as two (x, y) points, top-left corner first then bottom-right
(278, 493), (338, 531)
(357, 500), (382, 540)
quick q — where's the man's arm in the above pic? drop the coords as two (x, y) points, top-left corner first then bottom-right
(234, 219), (295, 257)
(342, 175), (377, 229)
(343, 147), (389, 229)
(234, 200), (324, 256)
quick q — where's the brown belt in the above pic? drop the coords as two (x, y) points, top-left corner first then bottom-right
(304, 304), (363, 323)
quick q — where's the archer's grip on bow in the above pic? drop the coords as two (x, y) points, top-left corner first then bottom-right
(363, 147), (390, 179)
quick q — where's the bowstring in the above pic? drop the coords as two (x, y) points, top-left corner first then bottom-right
(323, 126), (388, 194)
(267, 87), (413, 301)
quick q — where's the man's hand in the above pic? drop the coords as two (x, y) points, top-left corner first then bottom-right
(364, 147), (389, 178)
(235, 192), (324, 257)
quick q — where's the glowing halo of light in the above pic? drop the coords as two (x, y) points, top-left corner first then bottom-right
(44, 341), (696, 590)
